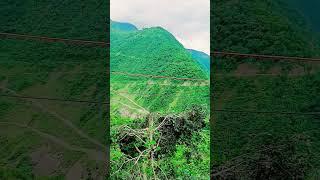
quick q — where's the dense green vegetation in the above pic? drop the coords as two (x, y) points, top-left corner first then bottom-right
(188, 49), (210, 74)
(110, 21), (210, 179)
(111, 22), (207, 79)
(0, 0), (107, 41)
(0, 39), (108, 179)
(211, 0), (320, 179)
(0, 0), (108, 178)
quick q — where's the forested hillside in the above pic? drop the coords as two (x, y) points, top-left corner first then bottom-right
(211, 0), (320, 179)
(188, 49), (210, 74)
(0, 0), (108, 179)
(110, 21), (210, 179)
(0, 0), (107, 40)
(111, 23), (206, 79)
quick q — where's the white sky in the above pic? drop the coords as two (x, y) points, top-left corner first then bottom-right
(111, 0), (210, 55)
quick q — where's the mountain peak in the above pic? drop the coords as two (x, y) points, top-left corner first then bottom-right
(110, 21), (207, 79)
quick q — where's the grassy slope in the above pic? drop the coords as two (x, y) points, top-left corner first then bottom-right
(0, 0), (108, 178)
(211, 0), (320, 178)
(110, 22), (209, 179)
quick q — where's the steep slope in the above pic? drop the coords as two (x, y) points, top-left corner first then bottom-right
(111, 23), (206, 79)
(211, 0), (320, 179)
(188, 49), (210, 73)
(0, 0), (108, 178)
(110, 21), (209, 113)
(110, 20), (138, 32)
(0, 39), (108, 179)
(212, 0), (320, 72)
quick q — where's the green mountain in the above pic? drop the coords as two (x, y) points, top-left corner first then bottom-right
(110, 20), (209, 114)
(111, 23), (206, 79)
(212, 0), (320, 179)
(110, 21), (209, 179)
(212, 0), (320, 60)
(110, 20), (138, 32)
(188, 49), (210, 73)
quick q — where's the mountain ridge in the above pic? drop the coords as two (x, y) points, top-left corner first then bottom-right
(188, 49), (210, 73)
(110, 20), (138, 32)
(111, 20), (207, 79)
(111, 20), (210, 76)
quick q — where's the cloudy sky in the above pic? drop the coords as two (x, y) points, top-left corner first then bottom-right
(111, 0), (210, 55)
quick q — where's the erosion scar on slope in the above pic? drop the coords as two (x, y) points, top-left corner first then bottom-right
(0, 86), (106, 151)
(0, 122), (105, 155)
(111, 89), (149, 113)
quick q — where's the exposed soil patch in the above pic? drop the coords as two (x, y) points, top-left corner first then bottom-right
(268, 65), (313, 76)
(66, 160), (85, 180)
(66, 151), (106, 180)
(290, 66), (305, 76)
(87, 150), (107, 162)
(182, 81), (191, 86)
(268, 66), (306, 76)
(267, 66), (282, 75)
(30, 146), (61, 176)
(234, 63), (259, 76)
(232, 64), (317, 77)
(119, 107), (144, 119)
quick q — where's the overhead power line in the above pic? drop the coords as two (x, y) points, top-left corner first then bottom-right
(0, 71), (108, 76)
(1, 33), (320, 62)
(213, 109), (320, 116)
(213, 51), (320, 62)
(0, 32), (109, 47)
(1, 93), (318, 116)
(0, 60), (107, 65)
(3, 32), (320, 63)
(0, 94), (108, 105)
